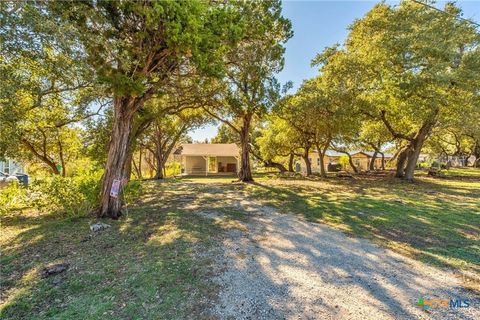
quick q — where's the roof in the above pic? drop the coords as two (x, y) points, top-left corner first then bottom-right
(175, 143), (239, 157)
(324, 150), (345, 157)
(311, 150), (393, 158)
(352, 151), (394, 158)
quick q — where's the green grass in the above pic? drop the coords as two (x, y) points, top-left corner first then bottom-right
(0, 181), (226, 320)
(245, 170), (480, 286)
(1, 168), (479, 318)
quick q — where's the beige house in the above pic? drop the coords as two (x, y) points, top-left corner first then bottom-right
(350, 151), (393, 171)
(296, 150), (393, 173)
(295, 150), (344, 173)
(174, 143), (240, 175)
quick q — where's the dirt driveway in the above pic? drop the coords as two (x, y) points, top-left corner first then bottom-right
(180, 182), (479, 320)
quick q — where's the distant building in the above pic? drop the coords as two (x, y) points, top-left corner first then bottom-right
(0, 158), (25, 175)
(295, 150), (394, 173)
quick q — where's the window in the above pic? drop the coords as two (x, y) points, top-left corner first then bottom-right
(4, 160), (10, 174)
(317, 157), (320, 166)
(308, 158), (312, 164)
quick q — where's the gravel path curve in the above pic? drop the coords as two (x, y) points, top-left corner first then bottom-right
(201, 194), (479, 320)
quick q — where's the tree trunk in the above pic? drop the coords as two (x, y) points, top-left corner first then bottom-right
(380, 152), (385, 170)
(124, 149), (133, 181)
(404, 131), (430, 181)
(21, 139), (60, 175)
(302, 146), (312, 176)
(238, 114), (253, 182)
(369, 151), (378, 171)
(97, 97), (138, 219)
(154, 148), (164, 179)
(263, 160), (287, 172)
(316, 140), (330, 178)
(347, 153), (358, 173)
(395, 147), (409, 178)
(288, 152), (294, 172)
(138, 148), (143, 179)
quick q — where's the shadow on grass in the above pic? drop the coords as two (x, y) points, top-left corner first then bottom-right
(247, 177), (479, 276)
(0, 182), (223, 320)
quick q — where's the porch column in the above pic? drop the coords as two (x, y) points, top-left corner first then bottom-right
(203, 156), (208, 176)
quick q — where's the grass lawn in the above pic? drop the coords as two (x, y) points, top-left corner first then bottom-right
(1, 168), (479, 318)
(0, 182), (237, 319)
(186, 169), (480, 289)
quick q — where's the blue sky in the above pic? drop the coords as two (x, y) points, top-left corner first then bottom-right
(189, 0), (480, 142)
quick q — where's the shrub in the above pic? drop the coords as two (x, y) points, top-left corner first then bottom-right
(0, 181), (28, 214)
(30, 170), (102, 217)
(1, 170), (143, 218)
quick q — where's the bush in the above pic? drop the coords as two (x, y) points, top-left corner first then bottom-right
(0, 181), (28, 214)
(30, 170), (102, 217)
(1, 170), (143, 218)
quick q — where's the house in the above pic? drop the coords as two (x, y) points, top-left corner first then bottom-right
(350, 151), (394, 171)
(295, 150), (344, 173)
(174, 143), (240, 175)
(0, 158), (25, 175)
(295, 150), (393, 173)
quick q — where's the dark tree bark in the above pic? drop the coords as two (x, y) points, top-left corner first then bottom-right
(347, 153), (358, 173)
(369, 151), (378, 171)
(124, 149), (133, 181)
(404, 124), (433, 181)
(154, 143), (164, 180)
(288, 152), (294, 172)
(238, 114), (253, 182)
(97, 97), (139, 219)
(21, 138), (60, 175)
(264, 160), (287, 172)
(395, 147), (409, 178)
(380, 152), (385, 170)
(315, 139), (331, 178)
(302, 145), (312, 176)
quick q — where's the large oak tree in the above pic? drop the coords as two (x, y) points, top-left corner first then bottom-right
(52, 1), (241, 218)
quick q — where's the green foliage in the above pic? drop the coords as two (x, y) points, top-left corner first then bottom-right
(0, 182), (28, 214)
(30, 171), (102, 217)
(0, 2), (104, 175)
(212, 123), (239, 144)
(338, 155), (350, 169)
(122, 180), (143, 206)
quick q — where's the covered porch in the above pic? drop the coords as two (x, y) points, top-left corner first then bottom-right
(182, 155), (239, 176)
(174, 143), (240, 176)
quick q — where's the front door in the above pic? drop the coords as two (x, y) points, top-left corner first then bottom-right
(208, 156), (217, 173)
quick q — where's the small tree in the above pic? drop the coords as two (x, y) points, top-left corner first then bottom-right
(204, 0), (292, 182)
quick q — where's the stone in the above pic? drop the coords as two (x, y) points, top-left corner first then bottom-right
(42, 263), (69, 278)
(90, 222), (111, 232)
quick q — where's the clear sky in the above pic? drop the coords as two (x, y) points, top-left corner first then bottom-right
(189, 0), (480, 142)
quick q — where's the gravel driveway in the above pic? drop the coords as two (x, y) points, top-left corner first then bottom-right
(198, 193), (479, 320)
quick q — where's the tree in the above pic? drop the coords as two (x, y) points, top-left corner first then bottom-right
(140, 108), (210, 179)
(0, 2), (103, 176)
(212, 123), (239, 144)
(275, 94), (316, 176)
(52, 1), (242, 218)
(328, 1), (480, 181)
(204, 0), (292, 182)
(357, 120), (393, 170)
(253, 117), (297, 173)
